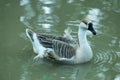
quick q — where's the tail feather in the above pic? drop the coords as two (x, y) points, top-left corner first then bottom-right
(26, 29), (34, 41)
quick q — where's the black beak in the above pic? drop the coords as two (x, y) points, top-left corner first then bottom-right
(88, 23), (96, 35)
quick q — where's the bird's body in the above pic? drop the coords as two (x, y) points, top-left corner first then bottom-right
(26, 19), (96, 64)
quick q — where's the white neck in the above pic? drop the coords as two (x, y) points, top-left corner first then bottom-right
(78, 27), (88, 46)
(75, 25), (93, 63)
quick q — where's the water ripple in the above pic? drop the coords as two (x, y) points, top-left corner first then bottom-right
(93, 50), (118, 65)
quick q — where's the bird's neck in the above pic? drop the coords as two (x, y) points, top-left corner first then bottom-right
(78, 27), (88, 46)
(75, 26), (93, 63)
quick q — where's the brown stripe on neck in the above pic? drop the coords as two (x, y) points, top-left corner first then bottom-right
(82, 19), (90, 24)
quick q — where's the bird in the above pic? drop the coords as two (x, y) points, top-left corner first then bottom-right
(26, 19), (96, 64)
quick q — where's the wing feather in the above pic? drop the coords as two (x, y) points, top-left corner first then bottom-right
(36, 34), (76, 58)
(37, 34), (75, 48)
(52, 40), (76, 58)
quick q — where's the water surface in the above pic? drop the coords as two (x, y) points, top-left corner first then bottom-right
(0, 0), (120, 80)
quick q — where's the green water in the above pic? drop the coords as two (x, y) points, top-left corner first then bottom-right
(0, 0), (120, 80)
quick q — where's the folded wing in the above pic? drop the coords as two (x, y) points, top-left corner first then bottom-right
(36, 34), (76, 58)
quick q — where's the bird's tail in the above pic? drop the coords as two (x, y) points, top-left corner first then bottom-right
(26, 28), (35, 42)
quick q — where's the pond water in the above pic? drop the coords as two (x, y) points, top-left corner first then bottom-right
(0, 0), (120, 80)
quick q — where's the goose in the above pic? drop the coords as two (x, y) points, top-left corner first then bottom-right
(26, 19), (96, 64)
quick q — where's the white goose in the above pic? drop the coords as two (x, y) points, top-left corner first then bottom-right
(26, 19), (96, 64)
